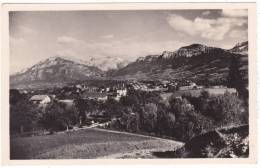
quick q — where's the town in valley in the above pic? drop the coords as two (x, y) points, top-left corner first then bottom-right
(9, 9), (250, 159)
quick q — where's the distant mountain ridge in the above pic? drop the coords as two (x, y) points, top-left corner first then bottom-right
(110, 42), (248, 85)
(161, 44), (212, 59)
(10, 41), (248, 89)
(10, 56), (103, 89)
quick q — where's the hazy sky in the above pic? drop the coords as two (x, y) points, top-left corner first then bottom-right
(10, 9), (248, 74)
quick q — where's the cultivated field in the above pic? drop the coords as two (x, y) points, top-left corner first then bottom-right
(10, 128), (183, 159)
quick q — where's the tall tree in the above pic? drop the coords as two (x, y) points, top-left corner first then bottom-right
(142, 103), (158, 132)
(227, 55), (247, 98)
(74, 98), (87, 125)
(10, 90), (40, 134)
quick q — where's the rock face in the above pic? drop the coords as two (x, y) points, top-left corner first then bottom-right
(171, 125), (249, 158)
(177, 44), (212, 57)
(10, 56), (103, 89)
(111, 42), (248, 85)
(228, 41), (248, 55)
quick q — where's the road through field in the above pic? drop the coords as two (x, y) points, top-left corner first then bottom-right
(92, 127), (182, 143)
(11, 128), (184, 159)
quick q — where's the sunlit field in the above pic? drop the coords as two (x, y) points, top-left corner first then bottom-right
(10, 128), (183, 159)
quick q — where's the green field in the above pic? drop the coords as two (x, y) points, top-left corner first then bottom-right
(10, 128), (183, 159)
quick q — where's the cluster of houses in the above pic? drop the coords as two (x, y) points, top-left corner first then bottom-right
(27, 80), (238, 107)
(128, 80), (177, 92)
(161, 83), (238, 101)
(28, 83), (128, 106)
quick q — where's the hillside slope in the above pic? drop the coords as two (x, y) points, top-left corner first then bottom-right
(111, 42), (248, 85)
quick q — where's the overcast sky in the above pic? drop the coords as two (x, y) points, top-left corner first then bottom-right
(10, 9), (248, 74)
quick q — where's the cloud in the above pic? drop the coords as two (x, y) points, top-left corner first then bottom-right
(229, 29), (248, 40)
(19, 26), (37, 35)
(10, 26), (37, 74)
(100, 34), (114, 39)
(10, 37), (34, 74)
(222, 9), (247, 17)
(167, 14), (197, 36)
(167, 14), (247, 41)
(56, 35), (184, 70)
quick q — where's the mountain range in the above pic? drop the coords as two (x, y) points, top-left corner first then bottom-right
(109, 42), (248, 84)
(10, 41), (248, 89)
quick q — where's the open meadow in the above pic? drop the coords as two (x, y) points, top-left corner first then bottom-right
(10, 128), (183, 159)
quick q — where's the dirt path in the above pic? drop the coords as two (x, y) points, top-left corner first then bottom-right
(91, 128), (182, 143)
(66, 125), (182, 144)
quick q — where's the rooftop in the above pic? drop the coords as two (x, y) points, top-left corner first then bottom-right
(30, 95), (50, 101)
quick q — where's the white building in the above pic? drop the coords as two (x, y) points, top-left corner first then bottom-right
(111, 89), (128, 101)
(179, 83), (197, 91)
(116, 89), (127, 97)
(30, 95), (51, 104)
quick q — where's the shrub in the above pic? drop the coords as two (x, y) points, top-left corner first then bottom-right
(200, 92), (248, 126)
(39, 100), (77, 133)
(184, 90), (248, 127)
(168, 97), (214, 141)
(218, 92), (248, 126)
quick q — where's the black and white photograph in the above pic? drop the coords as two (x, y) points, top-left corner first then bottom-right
(1, 2), (257, 163)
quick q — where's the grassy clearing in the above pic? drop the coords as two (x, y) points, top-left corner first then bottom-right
(11, 128), (182, 159)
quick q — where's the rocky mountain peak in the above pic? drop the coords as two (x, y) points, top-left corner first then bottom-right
(229, 41), (248, 55)
(234, 41), (248, 48)
(177, 44), (210, 57)
(161, 51), (177, 59)
(161, 44), (210, 59)
(10, 56), (103, 89)
(136, 55), (160, 62)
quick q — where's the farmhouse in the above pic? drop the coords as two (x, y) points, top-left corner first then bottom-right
(30, 95), (51, 104)
(179, 82), (204, 91)
(179, 82), (197, 91)
(116, 89), (127, 97)
(105, 88), (128, 101)
(85, 86), (99, 92)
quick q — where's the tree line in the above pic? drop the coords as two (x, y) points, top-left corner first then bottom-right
(10, 87), (248, 142)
